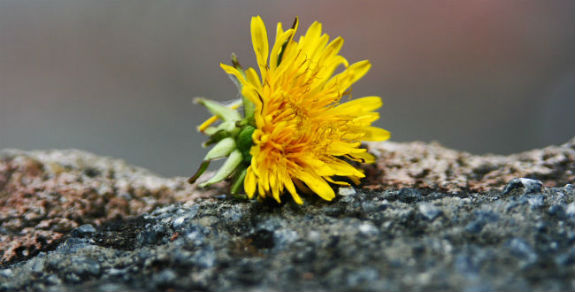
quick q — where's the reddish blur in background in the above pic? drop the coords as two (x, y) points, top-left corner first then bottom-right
(1, 1), (573, 176)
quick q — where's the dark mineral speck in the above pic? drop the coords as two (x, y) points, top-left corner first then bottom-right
(71, 224), (97, 237)
(465, 219), (486, 234)
(398, 188), (423, 203)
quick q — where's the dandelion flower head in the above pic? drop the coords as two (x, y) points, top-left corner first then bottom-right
(192, 16), (390, 204)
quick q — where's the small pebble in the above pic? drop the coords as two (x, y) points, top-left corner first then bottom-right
(358, 222), (379, 237)
(503, 178), (543, 195)
(338, 187), (356, 196)
(418, 203), (442, 221)
(172, 216), (187, 229)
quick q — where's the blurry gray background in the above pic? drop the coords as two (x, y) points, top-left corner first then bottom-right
(1, 0), (574, 177)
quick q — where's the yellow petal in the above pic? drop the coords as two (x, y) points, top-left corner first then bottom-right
(297, 170), (335, 201)
(351, 112), (380, 125)
(300, 21), (322, 51)
(326, 141), (362, 156)
(326, 158), (365, 178)
(245, 67), (262, 88)
(363, 127), (391, 141)
(258, 179), (266, 198)
(325, 176), (351, 186)
(319, 37), (344, 62)
(349, 176), (362, 185)
(347, 60), (371, 85)
(220, 63), (247, 84)
(334, 96), (382, 114)
(251, 16), (269, 76)
(326, 60), (371, 93)
(270, 171), (282, 203)
(347, 151), (377, 164)
(270, 28), (295, 69)
(282, 174), (303, 204)
(244, 167), (257, 199)
(276, 21), (284, 38)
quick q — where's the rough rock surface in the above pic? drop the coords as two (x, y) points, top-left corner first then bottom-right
(0, 150), (224, 265)
(366, 138), (575, 192)
(0, 139), (574, 291)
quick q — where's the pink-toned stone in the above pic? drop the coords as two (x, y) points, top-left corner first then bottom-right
(365, 138), (574, 192)
(0, 149), (215, 265)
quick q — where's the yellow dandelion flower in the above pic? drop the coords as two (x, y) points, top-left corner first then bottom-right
(190, 16), (390, 205)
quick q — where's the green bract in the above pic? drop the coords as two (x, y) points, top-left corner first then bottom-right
(188, 58), (255, 195)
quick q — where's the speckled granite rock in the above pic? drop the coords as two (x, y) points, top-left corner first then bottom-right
(365, 138), (575, 192)
(0, 139), (574, 291)
(0, 149), (213, 265)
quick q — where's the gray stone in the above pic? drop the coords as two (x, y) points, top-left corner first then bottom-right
(152, 269), (177, 287)
(465, 219), (486, 234)
(554, 247), (575, 266)
(346, 267), (379, 287)
(566, 202), (575, 217)
(398, 188), (423, 203)
(1, 152), (573, 292)
(503, 178), (543, 195)
(526, 194), (545, 209)
(338, 187), (357, 196)
(72, 224), (97, 237)
(358, 222), (379, 237)
(56, 238), (92, 254)
(222, 205), (244, 222)
(507, 238), (538, 264)
(418, 202), (442, 221)
(70, 257), (101, 277)
(137, 224), (168, 246)
(0, 269), (13, 277)
(273, 229), (299, 250)
(190, 246), (216, 269)
(548, 205), (566, 218)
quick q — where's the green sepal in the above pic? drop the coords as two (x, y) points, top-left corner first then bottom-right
(204, 137), (236, 161)
(203, 129), (231, 147)
(195, 98), (241, 122)
(236, 125), (255, 162)
(199, 150), (243, 187)
(188, 160), (211, 184)
(230, 167), (247, 195)
(231, 53), (243, 70)
(242, 97), (255, 121)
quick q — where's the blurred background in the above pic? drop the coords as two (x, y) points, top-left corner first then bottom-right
(1, 0), (574, 177)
